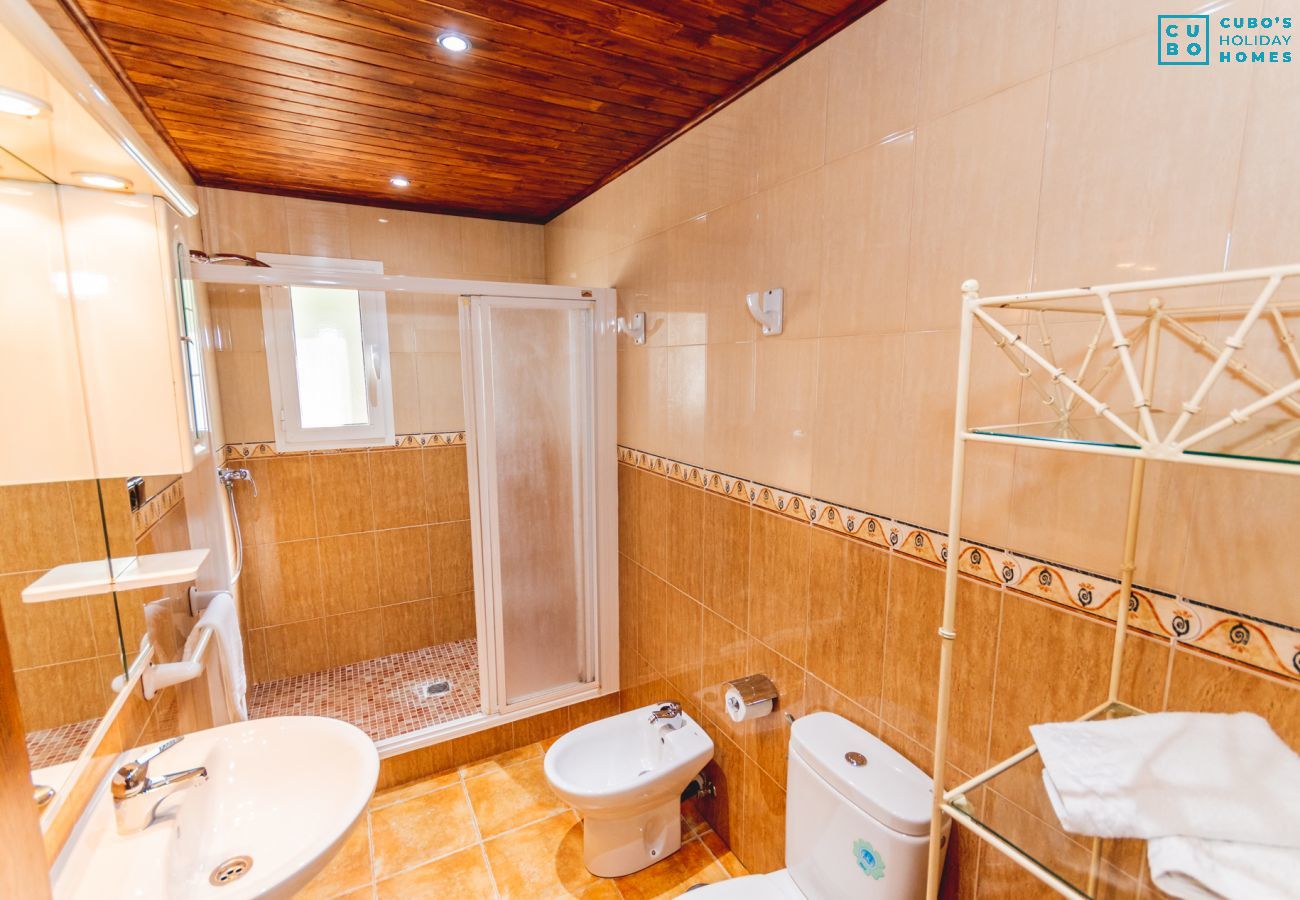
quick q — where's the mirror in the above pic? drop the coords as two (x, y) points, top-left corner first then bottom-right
(0, 24), (128, 804)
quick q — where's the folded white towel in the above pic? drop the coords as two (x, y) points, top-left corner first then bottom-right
(1147, 835), (1300, 900)
(1030, 712), (1300, 846)
(186, 591), (248, 722)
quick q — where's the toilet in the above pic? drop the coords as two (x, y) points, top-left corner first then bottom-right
(544, 701), (714, 877)
(693, 712), (949, 899)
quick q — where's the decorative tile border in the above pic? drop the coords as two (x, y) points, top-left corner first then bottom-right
(618, 445), (1300, 685)
(222, 431), (467, 463)
(131, 478), (185, 539)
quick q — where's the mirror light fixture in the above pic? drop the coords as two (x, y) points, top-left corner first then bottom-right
(75, 171), (132, 190)
(0, 86), (51, 118)
(389, 175), (410, 188)
(436, 32), (471, 52)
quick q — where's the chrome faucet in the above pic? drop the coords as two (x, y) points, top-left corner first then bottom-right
(217, 466), (257, 496)
(647, 701), (684, 730)
(111, 737), (208, 834)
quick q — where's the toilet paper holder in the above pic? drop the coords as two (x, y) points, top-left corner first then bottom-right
(725, 673), (778, 717)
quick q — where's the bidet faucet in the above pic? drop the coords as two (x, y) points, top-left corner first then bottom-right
(648, 701), (684, 729)
(111, 736), (208, 834)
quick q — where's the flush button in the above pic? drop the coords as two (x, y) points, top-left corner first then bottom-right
(845, 751), (868, 767)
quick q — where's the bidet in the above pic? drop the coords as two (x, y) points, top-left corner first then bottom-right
(544, 701), (714, 877)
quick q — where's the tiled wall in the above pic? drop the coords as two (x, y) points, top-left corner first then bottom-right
(198, 188), (547, 683)
(230, 443), (475, 684)
(545, 0), (1300, 891)
(618, 459), (1300, 894)
(0, 480), (129, 738)
(545, 0), (1300, 629)
(199, 187), (545, 445)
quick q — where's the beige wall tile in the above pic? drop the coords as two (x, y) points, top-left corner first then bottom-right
(824, 0), (924, 161)
(750, 338), (819, 493)
(906, 76), (1049, 332)
(1032, 35), (1251, 296)
(818, 135), (915, 338)
(810, 332), (906, 516)
(752, 51), (828, 193)
(919, 0), (1056, 119)
(415, 351), (466, 433)
(284, 197), (353, 258)
(893, 330), (1020, 540)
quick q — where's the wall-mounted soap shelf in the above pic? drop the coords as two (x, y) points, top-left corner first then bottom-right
(21, 549), (209, 603)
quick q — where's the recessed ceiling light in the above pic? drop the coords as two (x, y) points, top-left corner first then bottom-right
(436, 32), (471, 53)
(75, 171), (132, 191)
(389, 176), (410, 188)
(0, 86), (51, 118)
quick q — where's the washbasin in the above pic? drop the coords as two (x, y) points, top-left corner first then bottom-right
(52, 716), (379, 899)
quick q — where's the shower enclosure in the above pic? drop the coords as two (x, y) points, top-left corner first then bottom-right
(196, 259), (617, 756)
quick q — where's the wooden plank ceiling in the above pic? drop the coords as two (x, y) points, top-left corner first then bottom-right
(65, 0), (883, 222)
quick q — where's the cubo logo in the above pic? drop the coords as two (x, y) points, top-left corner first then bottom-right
(1158, 14), (1210, 65)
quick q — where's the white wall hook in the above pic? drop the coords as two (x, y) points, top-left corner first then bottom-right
(746, 288), (784, 336)
(617, 311), (646, 345)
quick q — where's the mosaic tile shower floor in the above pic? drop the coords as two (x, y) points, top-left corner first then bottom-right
(248, 640), (481, 742)
(27, 717), (100, 769)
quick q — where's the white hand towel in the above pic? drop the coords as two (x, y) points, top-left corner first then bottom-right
(1030, 712), (1300, 846)
(1147, 835), (1300, 900)
(186, 591), (248, 722)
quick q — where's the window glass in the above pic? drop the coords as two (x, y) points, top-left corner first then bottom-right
(288, 286), (370, 429)
(175, 242), (208, 440)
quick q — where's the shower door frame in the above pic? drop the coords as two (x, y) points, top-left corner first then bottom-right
(192, 259), (618, 757)
(460, 292), (617, 718)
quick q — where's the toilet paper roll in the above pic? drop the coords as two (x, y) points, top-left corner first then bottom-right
(725, 684), (774, 722)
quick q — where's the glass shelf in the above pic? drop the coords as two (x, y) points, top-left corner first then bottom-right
(972, 410), (1300, 467)
(943, 703), (1148, 899)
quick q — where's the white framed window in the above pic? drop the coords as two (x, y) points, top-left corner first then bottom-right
(258, 254), (395, 451)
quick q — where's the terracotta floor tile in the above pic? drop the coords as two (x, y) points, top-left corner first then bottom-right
(375, 846), (496, 899)
(680, 798), (708, 837)
(465, 755), (568, 838)
(296, 819), (372, 900)
(483, 811), (605, 898)
(334, 887), (376, 900)
(458, 741), (544, 779)
(369, 770), (462, 811)
(614, 838), (728, 899)
(370, 783), (478, 879)
(698, 830), (748, 879)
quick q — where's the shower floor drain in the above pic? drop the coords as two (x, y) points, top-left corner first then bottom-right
(210, 856), (253, 886)
(413, 679), (452, 700)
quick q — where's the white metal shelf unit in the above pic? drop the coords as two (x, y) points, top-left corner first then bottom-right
(923, 263), (1300, 899)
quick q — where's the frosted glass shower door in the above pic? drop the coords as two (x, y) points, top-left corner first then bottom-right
(463, 296), (597, 710)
